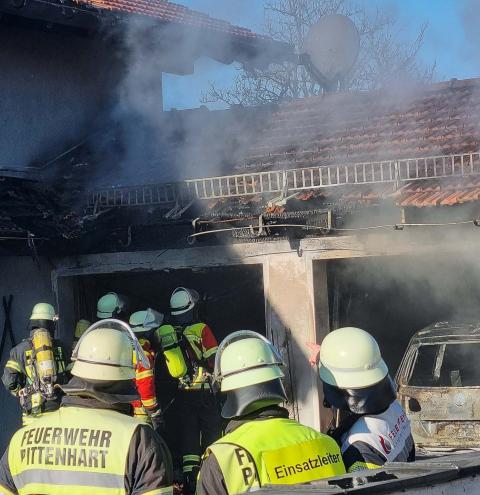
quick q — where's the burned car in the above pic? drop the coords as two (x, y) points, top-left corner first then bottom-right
(396, 322), (480, 451)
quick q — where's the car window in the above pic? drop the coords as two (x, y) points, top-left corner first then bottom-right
(408, 343), (480, 387)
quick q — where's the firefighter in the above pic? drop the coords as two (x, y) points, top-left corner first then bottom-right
(0, 319), (173, 494)
(155, 287), (221, 494)
(129, 309), (164, 430)
(318, 327), (415, 472)
(1, 303), (68, 425)
(72, 318), (90, 349)
(197, 331), (346, 495)
(96, 292), (129, 320)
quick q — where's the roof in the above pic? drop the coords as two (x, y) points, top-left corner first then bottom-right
(74, 0), (269, 41)
(0, 0), (290, 70)
(239, 78), (480, 173)
(395, 177), (480, 207)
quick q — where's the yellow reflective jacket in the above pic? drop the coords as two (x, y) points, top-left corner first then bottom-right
(202, 417), (346, 494)
(8, 406), (141, 495)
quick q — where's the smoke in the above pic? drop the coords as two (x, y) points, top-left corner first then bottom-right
(88, 15), (277, 187)
(460, 0), (480, 73)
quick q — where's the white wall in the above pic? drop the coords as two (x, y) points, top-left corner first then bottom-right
(0, 256), (54, 452)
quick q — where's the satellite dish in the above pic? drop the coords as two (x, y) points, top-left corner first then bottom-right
(301, 14), (360, 90)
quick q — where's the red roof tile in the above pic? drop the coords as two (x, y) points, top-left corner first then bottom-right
(74, 0), (269, 40)
(237, 78), (480, 173)
(395, 177), (480, 207)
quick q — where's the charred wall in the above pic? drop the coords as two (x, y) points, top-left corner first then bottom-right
(0, 256), (55, 452)
(0, 21), (121, 168)
(327, 253), (480, 374)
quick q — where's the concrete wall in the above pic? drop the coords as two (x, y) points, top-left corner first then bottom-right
(0, 256), (54, 452)
(0, 23), (119, 167)
(2, 230), (477, 453)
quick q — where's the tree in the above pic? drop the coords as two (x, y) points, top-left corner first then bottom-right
(202, 0), (436, 106)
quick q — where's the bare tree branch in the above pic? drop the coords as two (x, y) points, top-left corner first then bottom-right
(202, 0), (436, 106)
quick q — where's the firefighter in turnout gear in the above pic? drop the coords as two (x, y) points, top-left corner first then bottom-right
(319, 327), (415, 473)
(0, 319), (173, 495)
(72, 319), (90, 350)
(129, 309), (164, 429)
(155, 287), (221, 494)
(197, 331), (346, 495)
(1, 303), (68, 425)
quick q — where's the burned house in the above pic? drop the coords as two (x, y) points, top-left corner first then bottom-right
(0, 0), (289, 447)
(2, 0), (480, 453)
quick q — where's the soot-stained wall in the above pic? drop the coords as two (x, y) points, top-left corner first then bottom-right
(0, 256), (55, 452)
(327, 254), (480, 374)
(0, 22), (119, 167)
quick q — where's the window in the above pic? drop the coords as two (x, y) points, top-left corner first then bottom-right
(408, 342), (480, 387)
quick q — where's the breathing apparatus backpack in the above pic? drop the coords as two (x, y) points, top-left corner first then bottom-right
(155, 325), (193, 385)
(20, 328), (57, 414)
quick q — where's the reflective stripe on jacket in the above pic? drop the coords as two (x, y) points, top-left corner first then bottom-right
(182, 323), (217, 390)
(203, 418), (345, 494)
(2, 339), (68, 416)
(132, 339), (158, 417)
(8, 406), (140, 495)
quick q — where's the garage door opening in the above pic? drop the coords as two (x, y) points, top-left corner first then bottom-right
(56, 264), (265, 458)
(325, 254), (480, 374)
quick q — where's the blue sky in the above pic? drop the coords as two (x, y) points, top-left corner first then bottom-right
(163, 0), (479, 110)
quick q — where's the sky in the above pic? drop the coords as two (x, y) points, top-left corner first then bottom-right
(163, 0), (480, 110)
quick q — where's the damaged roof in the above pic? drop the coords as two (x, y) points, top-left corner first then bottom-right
(239, 78), (480, 173)
(5, 78), (480, 254)
(85, 78), (480, 208)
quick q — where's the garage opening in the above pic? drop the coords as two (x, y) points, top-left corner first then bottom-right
(325, 254), (480, 374)
(55, 264), (265, 459)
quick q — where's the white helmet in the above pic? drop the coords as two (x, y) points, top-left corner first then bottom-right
(71, 319), (149, 381)
(170, 287), (199, 316)
(97, 292), (127, 319)
(319, 327), (388, 389)
(129, 309), (164, 333)
(30, 303), (57, 321)
(214, 331), (284, 392)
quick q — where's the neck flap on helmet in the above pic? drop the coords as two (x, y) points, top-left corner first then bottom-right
(222, 378), (287, 419)
(59, 376), (140, 404)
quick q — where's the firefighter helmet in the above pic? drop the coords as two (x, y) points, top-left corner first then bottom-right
(214, 331), (284, 392)
(319, 327), (388, 389)
(97, 292), (126, 319)
(129, 309), (164, 333)
(74, 319), (91, 339)
(30, 303), (56, 321)
(71, 319), (149, 381)
(170, 287), (200, 316)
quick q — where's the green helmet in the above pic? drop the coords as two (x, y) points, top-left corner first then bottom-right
(30, 303), (56, 321)
(74, 319), (91, 339)
(319, 327), (388, 389)
(214, 331), (284, 392)
(170, 287), (199, 316)
(97, 292), (126, 319)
